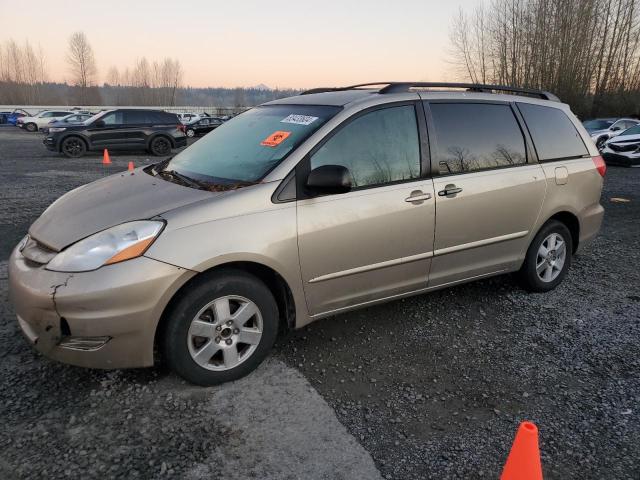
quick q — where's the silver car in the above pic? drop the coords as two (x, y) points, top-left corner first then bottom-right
(9, 82), (605, 385)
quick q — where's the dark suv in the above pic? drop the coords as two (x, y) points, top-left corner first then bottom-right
(44, 109), (187, 158)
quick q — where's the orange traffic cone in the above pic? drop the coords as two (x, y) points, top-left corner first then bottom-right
(128, 161), (134, 171)
(102, 149), (111, 165)
(500, 421), (543, 480)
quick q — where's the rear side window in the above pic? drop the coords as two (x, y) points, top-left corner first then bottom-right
(124, 111), (148, 124)
(310, 105), (421, 188)
(517, 103), (588, 161)
(429, 103), (526, 175)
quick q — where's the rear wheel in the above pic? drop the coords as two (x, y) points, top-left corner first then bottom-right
(519, 220), (572, 292)
(25, 123), (37, 132)
(162, 270), (279, 386)
(60, 136), (87, 158)
(149, 136), (172, 156)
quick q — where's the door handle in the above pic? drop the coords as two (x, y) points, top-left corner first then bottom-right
(404, 190), (432, 204)
(438, 185), (463, 197)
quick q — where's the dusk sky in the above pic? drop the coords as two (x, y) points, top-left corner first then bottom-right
(1, 0), (478, 89)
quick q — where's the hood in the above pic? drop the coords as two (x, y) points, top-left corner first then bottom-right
(29, 169), (215, 251)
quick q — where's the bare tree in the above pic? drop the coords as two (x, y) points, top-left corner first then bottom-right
(448, 0), (640, 118)
(66, 31), (97, 103)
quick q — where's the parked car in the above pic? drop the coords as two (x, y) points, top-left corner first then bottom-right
(0, 111), (12, 124)
(601, 123), (640, 167)
(185, 117), (225, 137)
(19, 110), (76, 132)
(586, 117), (640, 150)
(9, 82), (604, 386)
(42, 108), (187, 158)
(177, 112), (202, 124)
(7, 109), (30, 125)
(41, 113), (93, 134)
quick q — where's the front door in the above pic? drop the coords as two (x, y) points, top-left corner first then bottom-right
(424, 101), (546, 287)
(297, 103), (436, 316)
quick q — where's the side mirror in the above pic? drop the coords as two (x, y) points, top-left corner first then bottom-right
(93, 120), (106, 128)
(610, 126), (621, 131)
(306, 165), (352, 195)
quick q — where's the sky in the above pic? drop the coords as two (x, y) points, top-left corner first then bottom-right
(0, 0), (479, 89)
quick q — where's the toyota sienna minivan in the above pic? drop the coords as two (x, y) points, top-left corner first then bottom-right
(9, 83), (605, 386)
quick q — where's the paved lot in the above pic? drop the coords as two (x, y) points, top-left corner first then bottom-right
(1, 126), (639, 479)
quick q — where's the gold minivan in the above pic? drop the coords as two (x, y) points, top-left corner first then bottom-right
(9, 83), (605, 385)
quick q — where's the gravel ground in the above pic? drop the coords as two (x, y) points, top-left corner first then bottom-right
(1, 126), (639, 479)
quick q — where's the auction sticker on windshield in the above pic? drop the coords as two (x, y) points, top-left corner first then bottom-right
(281, 114), (318, 126)
(261, 131), (291, 147)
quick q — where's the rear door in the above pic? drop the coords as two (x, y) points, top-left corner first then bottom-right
(423, 101), (546, 287)
(296, 103), (436, 315)
(122, 110), (149, 146)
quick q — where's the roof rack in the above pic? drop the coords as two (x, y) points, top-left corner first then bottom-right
(300, 82), (560, 102)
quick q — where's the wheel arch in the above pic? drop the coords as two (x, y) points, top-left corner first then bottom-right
(58, 133), (90, 153)
(154, 260), (297, 359)
(147, 132), (176, 149)
(545, 211), (580, 253)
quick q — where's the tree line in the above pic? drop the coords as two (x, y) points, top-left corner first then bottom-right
(449, 0), (640, 118)
(0, 32), (298, 107)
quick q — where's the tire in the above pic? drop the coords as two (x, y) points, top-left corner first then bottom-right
(519, 220), (572, 292)
(186, 128), (195, 138)
(149, 136), (172, 156)
(60, 136), (87, 158)
(161, 269), (279, 386)
(596, 136), (607, 151)
(25, 123), (37, 132)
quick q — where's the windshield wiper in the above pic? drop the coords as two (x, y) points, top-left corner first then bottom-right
(158, 169), (208, 190)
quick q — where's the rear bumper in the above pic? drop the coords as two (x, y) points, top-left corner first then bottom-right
(8, 246), (195, 369)
(577, 203), (605, 252)
(602, 151), (640, 167)
(174, 136), (187, 148)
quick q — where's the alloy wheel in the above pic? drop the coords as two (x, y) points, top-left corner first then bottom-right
(535, 233), (567, 282)
(187, 295), (263, 371)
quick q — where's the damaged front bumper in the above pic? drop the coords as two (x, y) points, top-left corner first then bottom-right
(8, 244), (195, 369)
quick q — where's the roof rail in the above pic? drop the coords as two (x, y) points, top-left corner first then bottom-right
(300, 82), (560, 102)
(378, 82), (560, 101)
(299, 82), (399, 95)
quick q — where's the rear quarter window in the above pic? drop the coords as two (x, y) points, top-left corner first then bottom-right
(517, 103), (588, 161)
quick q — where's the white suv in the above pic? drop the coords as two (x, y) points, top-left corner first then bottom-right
(19, 110), (75, 132)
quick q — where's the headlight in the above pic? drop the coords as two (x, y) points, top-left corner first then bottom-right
(46, 220), (164, 272)
(18, 234), (29, 252)
(49, 127), (66, 133)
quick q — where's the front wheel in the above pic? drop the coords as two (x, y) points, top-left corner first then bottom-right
(60, 136), (87, 158)
(149, 136), (172, 156)
(186, 128), (195, 138)
(161, 270), (279, 386)
(25, 123), (37, 132)
(596, 136), (607, 151)
(519, 220), (572, 292)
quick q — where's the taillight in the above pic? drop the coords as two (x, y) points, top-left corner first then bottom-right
(593, 155), (606, 177)
(177, 124), (185, 133)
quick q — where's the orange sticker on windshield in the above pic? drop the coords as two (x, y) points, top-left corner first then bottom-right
(261, 130), (291, 147)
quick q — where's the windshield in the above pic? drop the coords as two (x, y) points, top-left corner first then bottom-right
(583, 119), (614, 130)
(620, 125), (640, 137)
(166, 104), (341, 184)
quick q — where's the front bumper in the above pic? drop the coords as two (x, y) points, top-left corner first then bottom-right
(602, 150), (640, 167)
(8, 246), (195, 369)
(43, 135), (57, 151)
